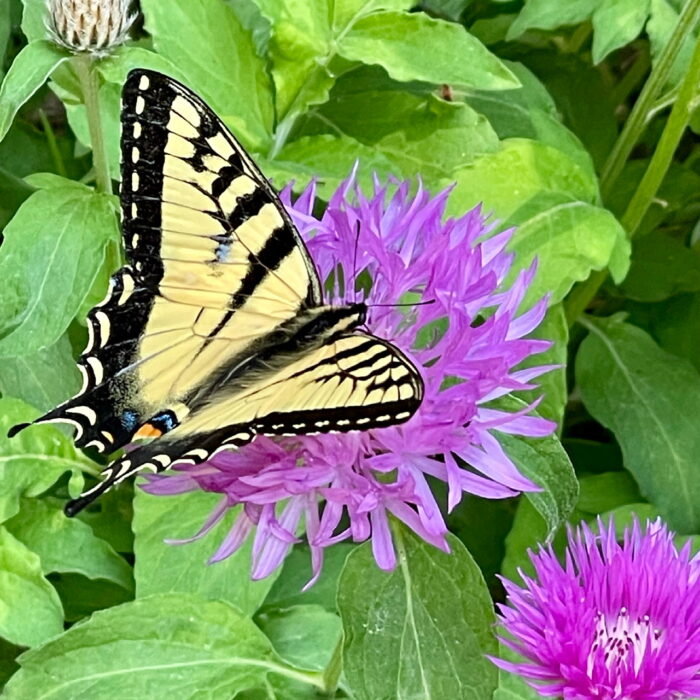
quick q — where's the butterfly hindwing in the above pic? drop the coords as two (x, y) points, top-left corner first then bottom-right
(64, 331), (423, 515)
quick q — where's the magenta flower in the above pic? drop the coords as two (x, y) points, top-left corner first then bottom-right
(143, 170), (555, 582)
(493, 518), (700, 699)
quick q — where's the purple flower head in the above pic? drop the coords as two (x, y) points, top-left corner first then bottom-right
(493, 518), (700, 699)
(143, 169), (555, 582)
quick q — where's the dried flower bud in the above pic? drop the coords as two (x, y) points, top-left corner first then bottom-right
(47, 0), (135, 54)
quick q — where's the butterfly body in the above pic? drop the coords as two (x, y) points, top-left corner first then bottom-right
(10, 70), (424, 515)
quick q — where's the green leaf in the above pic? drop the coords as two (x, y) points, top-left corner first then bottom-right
(312, 88), (499, 182)
(500, 498), (548, 581)
(648, 0), (697, 89)
(133, 488), (278, 614)
(263, 543), (354, 612)
(0, 397), (90, 524)
(494, 404), (578, 536)
(464, 61), (596, 181)
(507, 0), (598, 39)
(141, 0), (273, 151)
(619, 233), (700, 302)
(504, 193), (630, 306)
(0, 527), (63, 648)
(4, 593), (316, 698)
(255, 0), (414, 123)
(0, 40), (70, 142)
(420, 0), (472, 21)
(448, 138), (599, 222)
(256, 605), (342, 672)
(0, 163), (34, 228)
(518, 303), (568, 427)
(576, 472), (642, 514)
(520, 52), (618, 171)
(591, 0), (650, 63)
(5, 498), (133, 590)
(0, 333), (79, 411)
(339, 11), (519, 90)
(576, 316), (700, 532)
(0, 1), (10, 79)
(268, 133), (399, 197)
(338, 524), (497, 700)
(60, 80), (122, 180)
(0, 186), (119, 357)
(51, 573), (133, 623)
(20, 0), (46, 42)
(494, 646), (541, 700)
(646, 292), (700, 374)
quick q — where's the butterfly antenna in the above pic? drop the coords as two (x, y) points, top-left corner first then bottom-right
(366, 299), (436, 309)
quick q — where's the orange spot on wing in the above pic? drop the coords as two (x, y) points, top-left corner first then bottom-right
(134, 423), (163, 439)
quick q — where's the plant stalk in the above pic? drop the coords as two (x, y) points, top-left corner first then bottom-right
(600, 0), (700, 200)
(565, 4), (700, 326)
(74, 54), (112, 194)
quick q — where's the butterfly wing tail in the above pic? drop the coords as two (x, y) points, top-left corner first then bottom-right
(64, 428), (256, 516)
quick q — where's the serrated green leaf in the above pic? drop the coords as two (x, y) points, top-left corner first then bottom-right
(133, 488), (278, 614)
(0, 397), (90, 524)
(338, 524), (497, 700)
(591, 0), (650, 63)
(0, 40), (70, 142)
(0, 333), (79, 411)
(0, 186), (119, 357)
(576, 316), (700, 532)
(0, 527), (63, 648)
(339, 11), (519, 90)
(4, 593), (314, 698)
(6, 498), (133, 590)
(141, 0), (273, 151)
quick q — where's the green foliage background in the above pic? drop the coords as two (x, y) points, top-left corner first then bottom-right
(0, 0), (699, 696)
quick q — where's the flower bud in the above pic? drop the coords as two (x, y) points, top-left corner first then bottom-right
(47, 0), (135, 54)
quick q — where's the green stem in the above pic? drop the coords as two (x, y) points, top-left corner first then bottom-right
(322, 634), (344, 695)
(620, 32), (700, 234)
(565, 4), (700, 326)
(38, 108), (67, 178)
(73, 54), (112, 194)
(600, 0), (700, 200)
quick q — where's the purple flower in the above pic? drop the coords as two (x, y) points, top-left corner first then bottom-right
(143, 169), (554, 582)
(493, 518), (700, 699)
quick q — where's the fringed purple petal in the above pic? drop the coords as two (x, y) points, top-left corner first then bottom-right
(144, 169), (554, 580)
(494, 517), (700, 699)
